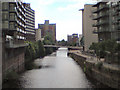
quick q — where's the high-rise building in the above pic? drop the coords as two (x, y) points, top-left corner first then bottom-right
(2, 0), (27, 79)
(93, 1), (120, 42)
(24, 3), (35, 42)
(38, 20), (56, 42)
(80, 4), (98, 51)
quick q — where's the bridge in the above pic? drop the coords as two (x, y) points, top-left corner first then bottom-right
(43, 45), (83, 50)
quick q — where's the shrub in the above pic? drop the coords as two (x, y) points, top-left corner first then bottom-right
(25, 40), (45, 70)
(96, 62), (103, 70)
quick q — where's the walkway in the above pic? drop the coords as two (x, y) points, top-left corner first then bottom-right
(69, 50), (120, 71)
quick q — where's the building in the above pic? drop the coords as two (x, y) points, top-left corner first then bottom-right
(1, 0), (27, 79)
(92, 1), (120, 42)
(80, 4), (98, 51)
(72, 34), (79, 46)
(79, 34), (82, 46)
(35, 28), (44, 41)
(38, 20), (56, 42)
(67, 35), (72, 45)
(67, 34), (79, 46)
(24, 3), (35, 42)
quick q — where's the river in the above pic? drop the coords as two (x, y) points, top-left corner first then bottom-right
(17, 48), (95, 88)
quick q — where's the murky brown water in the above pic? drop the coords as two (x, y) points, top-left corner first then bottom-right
(19, 48), (94, 88)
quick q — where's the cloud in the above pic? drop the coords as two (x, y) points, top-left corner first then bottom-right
(57, 0), (96, 12)
(37, 0), (56, 6)
(57, 3), (84, 12)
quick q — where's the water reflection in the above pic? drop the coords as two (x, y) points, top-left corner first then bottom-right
(19, 48), (93, 88)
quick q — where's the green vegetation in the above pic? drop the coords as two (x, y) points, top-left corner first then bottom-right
(58, 39), (67, 46)
(43, 33), (55, 45)
(45, 48), (53, 55)
(25, 40), (45, 70)
(25, 40), (57, 70)
(89, 40), (119, 58)
(89, 40), (120, 63)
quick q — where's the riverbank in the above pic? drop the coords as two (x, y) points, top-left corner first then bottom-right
(68, 50), (120, 89)
(3, 48), (95, 88)
(2, 45), (58, 89)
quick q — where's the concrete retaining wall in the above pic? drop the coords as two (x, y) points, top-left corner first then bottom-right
(2, 47), (25, 80)
(68, 52), (120, 89)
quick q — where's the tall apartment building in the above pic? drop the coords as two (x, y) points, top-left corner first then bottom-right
(93, 1), (120, 42)
(2, 0), (27, 79)
(24, 3), (35, 42)
(38, 20), (56, 42)
(80, 4), (98, 51)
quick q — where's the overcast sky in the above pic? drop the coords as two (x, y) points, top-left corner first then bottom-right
(23, 0), (96, 41)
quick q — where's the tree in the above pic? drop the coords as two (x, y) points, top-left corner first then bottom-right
(38, 40), (45, 58)
(43, 33), (55, 45)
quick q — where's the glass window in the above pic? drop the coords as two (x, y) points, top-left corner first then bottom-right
(2, 2), (9, 10)
(10, 22), (15, 29)
(2, 11), (8, 20)
(9, 13), (15, 20)
(9, 4), (15, 11)
(2, 21), (8, 29)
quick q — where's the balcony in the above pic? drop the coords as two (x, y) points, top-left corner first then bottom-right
(92, 13), (108, 20)
(92, 5), (109, 13)
(93, 22), (99, 27)
(93, 21), (108, 27)
(93, 29), (98, 34)
(98, 28), (110, 33)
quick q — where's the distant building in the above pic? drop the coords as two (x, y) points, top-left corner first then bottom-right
(67, 35), (72, 44)
(67, 34), (79, 46)
(72, 34), (79, 46)
(38, 20), (56, 42)
(80, 4), (98, 51)
(24, 3), (35, 42)
(35, 28), (44, 41)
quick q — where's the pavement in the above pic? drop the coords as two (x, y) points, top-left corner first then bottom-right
(69, 50), (120, 71)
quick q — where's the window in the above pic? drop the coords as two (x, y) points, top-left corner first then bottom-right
(2, 21), (8, 29)
(2, 2), (9, 10)
(9, 13), (15, 20)
(2, 11), (8, 20)
(9, 4), (15, 11)
(10, 22), (15, 29)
